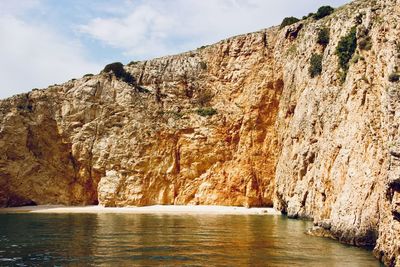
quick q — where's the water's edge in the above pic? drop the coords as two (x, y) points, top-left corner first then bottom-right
(0, 205), (281, 215)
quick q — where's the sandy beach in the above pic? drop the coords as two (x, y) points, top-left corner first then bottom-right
(0, 205), (281, 215)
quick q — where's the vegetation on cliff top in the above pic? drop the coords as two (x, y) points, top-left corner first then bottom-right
(288, 5), (334, 25)
(102, 62), (136, 85)
(314, 6), (334, 20)
(280, 17), (300, 29)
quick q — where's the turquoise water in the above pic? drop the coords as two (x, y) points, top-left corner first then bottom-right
(0, 213), (382, 266)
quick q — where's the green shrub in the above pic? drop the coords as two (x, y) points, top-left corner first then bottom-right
(83, 73), (94, 77)
(389, 73), (400, 82)
(103, 62), (125, 76)
(317, 28), (330, 47)
(280, 17), (300, 29)
(197, 108), (217, 117)
(309, 53), (323, 78)
(314, 6), (334, 20)
(102, 62), (135, 85)
(335, 27), (357, 80)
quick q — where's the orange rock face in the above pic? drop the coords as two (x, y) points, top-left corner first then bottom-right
(0, 31), (282, 208)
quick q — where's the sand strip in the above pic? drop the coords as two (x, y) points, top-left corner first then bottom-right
(0, 205), (281, 215)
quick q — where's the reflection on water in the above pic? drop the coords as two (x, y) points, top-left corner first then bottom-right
(0, 213), (382, 266)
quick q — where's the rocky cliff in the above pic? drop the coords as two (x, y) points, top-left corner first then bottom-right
(0, 0), (399, 265)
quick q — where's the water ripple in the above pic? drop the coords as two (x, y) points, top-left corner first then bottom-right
(0, 213), (382, 266)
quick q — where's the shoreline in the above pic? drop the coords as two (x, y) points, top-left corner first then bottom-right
(0, 205), (281, 215)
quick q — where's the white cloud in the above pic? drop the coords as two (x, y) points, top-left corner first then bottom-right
(79, 0), (350, 60)
(0, 0), (41, 16)
(0, 3), (101, 99)
(79, 3), (176, 58)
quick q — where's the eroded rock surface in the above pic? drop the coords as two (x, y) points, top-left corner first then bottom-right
(0, 0), (399, 265)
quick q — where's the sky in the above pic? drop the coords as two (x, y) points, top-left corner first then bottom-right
(0, 0), (350, 99)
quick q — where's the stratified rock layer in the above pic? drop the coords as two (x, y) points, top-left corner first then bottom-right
(0, 0), (399, 265)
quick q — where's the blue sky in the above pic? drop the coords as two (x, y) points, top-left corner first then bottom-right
(0, 0), (350, 99)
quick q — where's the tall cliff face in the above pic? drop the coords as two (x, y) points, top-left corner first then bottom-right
(1, 30), (282, 208)
(0, 0), (399, 265)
